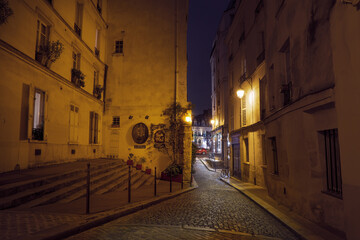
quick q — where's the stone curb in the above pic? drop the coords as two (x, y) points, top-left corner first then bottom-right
(219, 178), (343, 240)
(25, 179), (198, 240)
(219, 178), (306, 239)
(198, 158), (216, 172)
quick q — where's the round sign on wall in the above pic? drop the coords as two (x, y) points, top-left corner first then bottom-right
(132, 123), (149, 144)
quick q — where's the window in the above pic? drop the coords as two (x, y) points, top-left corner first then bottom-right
(244, 138), (249, 162)
(35, 19), (49, 62)
(115, 40), (124, 54)
(112, 116), (120, 128)
(93, 70), (99, 92)
(321, 129), (342, 197)
(260, 77), (266, 120)
(262, 134), (267, 165)
(89, 112), (99, 144)
(74, 2), (83, 37)
(280, 38), (292, 106)
(270, 137), (279, 175)
(95, 29), (100, 57)
(69, 105), (79, 143)
(72, 51), (81, 70)
(32, 89), (45, 140)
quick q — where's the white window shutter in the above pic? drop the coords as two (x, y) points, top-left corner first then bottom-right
(28, 84), (34, 140)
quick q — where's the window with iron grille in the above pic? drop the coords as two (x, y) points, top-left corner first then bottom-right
(270, 137), (278, 175)
(321, 129), (342, 197)
(115, 40), (124, 54)
(244, 138), (249, 162)
(112, 116), (120, 128)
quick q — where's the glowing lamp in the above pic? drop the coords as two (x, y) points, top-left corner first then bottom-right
(236, 89), (245, 99)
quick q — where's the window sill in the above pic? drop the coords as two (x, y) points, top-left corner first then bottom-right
(112, 52), (124, 57)
(68, 142), (79, 145)
(261, 165), (267, 168)
(29, 139), (47, 144)
(243, 162), (250, 165)
(90, 143), (101, 146)
(321, 190), (343, 200)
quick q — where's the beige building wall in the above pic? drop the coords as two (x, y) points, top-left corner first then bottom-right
(330, 1), (360, 239)
(0, 0), (107, 172)
(263, 0), (344, 234)
(103, 0), (189, 176)
(226, 0), (266, 188)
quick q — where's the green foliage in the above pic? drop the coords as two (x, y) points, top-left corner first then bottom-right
(71, 68), (85, 87)
(0, 0), (13, 25)
(163, 163), (183, 177)
(38, 40), (64, 67)
(162, 102), (192, 162)
(93, 84), (103, 99)
(139, 157), (146, 164)
(191, 143), (197, 173)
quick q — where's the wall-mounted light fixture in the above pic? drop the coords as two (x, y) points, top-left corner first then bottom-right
(236, 89), (245, 99)
(129, 115), (133, 119)
(210, 119), (215, 125)
(145, 115), (149, 119)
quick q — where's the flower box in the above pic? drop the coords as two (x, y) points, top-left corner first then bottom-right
(136, 164), (142, 170)
(127, 160), (133, 165)
(145, 168), (151, 174)
(160, 172), (183, 183)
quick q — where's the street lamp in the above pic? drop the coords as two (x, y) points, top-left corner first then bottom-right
(236, 89), (245, 99)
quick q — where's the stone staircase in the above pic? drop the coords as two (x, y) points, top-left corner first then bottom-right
(0, 159), (153, 210)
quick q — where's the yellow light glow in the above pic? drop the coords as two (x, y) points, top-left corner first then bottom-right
(249, 90), (254, 104)
(185, 115), (192, 123)
(236, 89), (245, 99)
(210, 119), (215, 125)
(215, 120), (219, 126)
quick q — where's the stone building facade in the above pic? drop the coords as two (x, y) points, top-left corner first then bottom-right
(212, 0), (360, 238)
(0, 0), (190, 179)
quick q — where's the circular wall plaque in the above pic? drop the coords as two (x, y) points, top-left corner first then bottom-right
(132, 123), (149, 144)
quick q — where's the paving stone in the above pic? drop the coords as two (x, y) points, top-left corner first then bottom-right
(66, 160), (300, 239)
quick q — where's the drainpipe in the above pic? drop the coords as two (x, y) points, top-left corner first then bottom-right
(173, 0), (178, 163)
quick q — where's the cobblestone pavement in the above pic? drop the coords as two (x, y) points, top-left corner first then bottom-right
(67, 160), (300, 239)
(0, 211), (82, 240)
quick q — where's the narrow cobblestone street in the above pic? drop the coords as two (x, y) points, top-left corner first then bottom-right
(66, 159), (300, 239)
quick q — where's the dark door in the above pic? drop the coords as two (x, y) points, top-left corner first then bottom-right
(232, 143), (241, 179)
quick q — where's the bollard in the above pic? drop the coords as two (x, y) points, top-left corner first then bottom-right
(190, 171), (193, 187)
(154, 167), (157, 197)
(86, 163), (90, 214)
(128, 165), (131, 203)
(181, 172), (183, 189)
(170, 171), (172, 193)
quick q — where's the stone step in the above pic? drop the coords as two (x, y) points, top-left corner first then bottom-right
(100, 169), (143, 193)
(1, 161), (124, 209)
(59, 166), (130, 203)
(17, 162), (126, 208)
(0, 160), (119, 198)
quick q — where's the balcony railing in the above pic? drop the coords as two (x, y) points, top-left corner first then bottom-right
(94, 47), (100, 57)
(74, 23), (81, 37)
(32, 128), (44, 141)
(280, 81), (292, 106)
(97, 4), (102, 14)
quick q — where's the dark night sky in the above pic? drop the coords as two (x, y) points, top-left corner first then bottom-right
(187, 0), (230, 116)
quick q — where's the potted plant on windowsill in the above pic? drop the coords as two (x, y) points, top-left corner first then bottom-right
(145, 167), (151, 175)
(36, 40), (64, 68)
(71, 68), (85, 88)
(93, 84), (103, 99)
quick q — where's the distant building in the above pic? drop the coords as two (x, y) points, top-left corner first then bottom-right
(0, 0), (191, 179)
(212, 0), (360, 238)
(192, 109), (212, 149)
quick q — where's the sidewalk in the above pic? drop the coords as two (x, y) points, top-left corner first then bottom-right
(199, 157), (344, 240)
(0, 160), (198, 240)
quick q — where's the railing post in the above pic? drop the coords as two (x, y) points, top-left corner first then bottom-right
(86, 163), (90, 214)
(181, 172), (183, 189)
(170, 171), (172, 193)
(128, 165), (131, 203)
(190, 171), (193, 187)
(154, 167), (157, 197)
